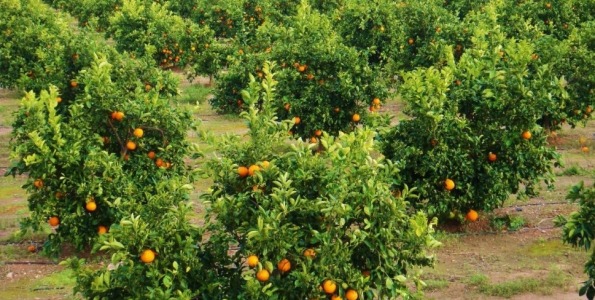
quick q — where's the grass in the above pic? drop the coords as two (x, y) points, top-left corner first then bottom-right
(176, 84), (213, 106)
(466, 268), (572, 298)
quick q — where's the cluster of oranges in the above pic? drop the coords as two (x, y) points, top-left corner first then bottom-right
(246, 250), (359, 299)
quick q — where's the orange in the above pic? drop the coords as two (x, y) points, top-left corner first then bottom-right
(314, 130), (322, 137)
(306, 73), (314, 80)
(297, 65), (307, 72)
(112, 111), (125, 121)
(56, 97), (62, 103)
(126, 141), (137, 151)
(277, 258), (291, 273)
(70, 80), (78, 88)
(372, 98), (381, 106)
(294, 116), (301, 125)
(284, 103), (291, 111)
(582, 146), (589, 153)
(256, 269), (270, 282)
(147, 151), (156, 160)
(466, 209), (479, 222)
(34, 179), (44, 189)
(303, 248), (316, 258)
(310, 137), (318, 144)
(102, 136), (109, 144)
(586, 106), (593, 114)
(238, 166), (249, 178)
(133, 128), (144, 138)
(352, 113), (361, 123)
(334, 107), (340, 113)
(455, 80), (462, 86)
(86, 200), (97, 212)
(155, 158), (164, 168)
(521, 131), (532, 140)
(369, 105), (376, 112)
(55, 191), (64, 199)
(345, 289), (358, 300)
(27, 244), (36, 253)
(247, 255), (259, 268)
(261, 161), (270, 169)
(488, 152), (497, 162)
(145, 84), (151, 91)
(248, 165), (260, 176)
(140, 249), (155, 263)
(407, 38), (415, 45)
(444, 179), (455, 191)
(331, 295), (342, 300)
(48, 216), (60, 227)
(98, 225), (108, 235)
(322, 279), (337, 294)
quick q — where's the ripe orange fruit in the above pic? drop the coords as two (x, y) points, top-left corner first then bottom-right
(306, 73), (314, 80)
(303, 248), (316, 258)
(334, 107), (340, 113)
(147, 151), (156, 159)
(488, 152), (497, 162)
(277, 258), (291, 273)
(85, 200), (97, 212)
(256, 269), (270, 282)
(133, 128), (144, 138)
(70, 80), (78, 88)
(352, 113), (361, 123)
(444, 178), (455, 191)
(56, 97), (62, 103)
(126, 141), (137, 151)
(586, 106), (593, 114)
(27, 245), (36, 253)
(294, 116), (301, 125)
(466, 209), (479, 222)
(284, 103), (291, 111)
(48, 216), (60, 227)
(455, 80), (462, 86)
(322, 279), (337, 294)
(112, 111), (125, 121)
(34, 179), (44, 189)
(345, 289), (358, 300)
(297, 65), (307, 72)
(155, 158), (164, 168)
(248, 165), (260, 176)
(238, 166), (249, 178)
(247, 255), (259, 268)
(369, 105), (376, 112)
(372, 98), (381, 106)
(140, 249), (155, 263)
(331, 295), (342, 300)
(310, 137), (318, 144)
(55, 191), (64, 199)
(521, 131), (532, 140)
(98, 225), (108, 234)
(145, 84), (151, 91)
(582, 146), (589, 153)
(407, 38), (415, 45)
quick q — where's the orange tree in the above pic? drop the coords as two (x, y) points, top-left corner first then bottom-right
(532, 21), (595, 130)
(7, 53), (195, 255)
(4, 0), (195, 255)
(212, 2), (388, 138)
(555, 182), (595, 300)
(43, 0), (122, 31)
(379, 27), (562, 218)
(200, 63), (440, 299)
(107, 0), (215, 71)
(0, 0), (71, 92)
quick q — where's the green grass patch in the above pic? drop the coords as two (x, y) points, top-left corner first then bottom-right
(556, 164), (591, 176)
(467, 268), (572, 298)
(176, 84), (212, 106)
(424, 279), (450, 291)
(527, 239), (572, 257)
